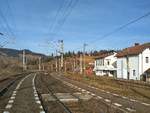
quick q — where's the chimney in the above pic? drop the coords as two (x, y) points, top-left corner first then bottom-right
(134, 43), (140, 46)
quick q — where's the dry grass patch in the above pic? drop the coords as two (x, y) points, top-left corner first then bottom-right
(64, 72), (150, 103)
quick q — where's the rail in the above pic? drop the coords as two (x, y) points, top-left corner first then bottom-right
(39, 74), (72, 113)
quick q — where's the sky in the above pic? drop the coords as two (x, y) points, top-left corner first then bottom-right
(0, 0), (150, 55)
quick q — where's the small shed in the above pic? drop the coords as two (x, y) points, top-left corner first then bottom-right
(142, 68), (150, 82)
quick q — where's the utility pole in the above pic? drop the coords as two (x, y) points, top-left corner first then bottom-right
(23, 50), (26, 71)
(39, 57), (41, 71)
(60, 40), (64, 71)
(59, 57), (61, 72)
(83, 43), (88, 76)
(55, 50), (58, 72)
(58, 40), (64, 71)
(73, 58), (76, 73)
(80, 54), (83, 74)
(126, 48), (130, 80)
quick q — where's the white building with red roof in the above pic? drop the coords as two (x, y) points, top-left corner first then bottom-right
(94, 52), (117, 77)
(116, 43), (150, 80)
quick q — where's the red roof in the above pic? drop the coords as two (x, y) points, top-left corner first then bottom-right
(95, 52), (114, 59)
(116, 43), (150, 58)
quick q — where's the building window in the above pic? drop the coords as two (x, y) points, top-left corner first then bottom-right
(99, 60), (101, 66)
(146, 57), (149, 63)
(99, 59), (103, 66)
(96, 60), (99, 66)
(133, 70), (136, 76)
(98, 60), (100, 66)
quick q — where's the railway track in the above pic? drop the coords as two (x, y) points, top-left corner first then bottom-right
(36, 73), (125, 113)
(35, 73), (93, 113)
(38, 74), (82, 113)
(42, 75), (72, 113)
(0, 73), (31, 97)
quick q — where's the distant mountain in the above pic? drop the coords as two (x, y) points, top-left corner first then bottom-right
(0, 48), (46, 58)
(0, 48), (47, 76)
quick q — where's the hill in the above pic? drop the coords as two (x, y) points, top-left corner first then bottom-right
(0, 48), (46, 58)
(0, 48), (47, 78)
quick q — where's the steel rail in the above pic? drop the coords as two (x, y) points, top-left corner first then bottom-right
(0, 73), (31, 96)
(0, 76), (22, 96)
(40, 74), (72, 113)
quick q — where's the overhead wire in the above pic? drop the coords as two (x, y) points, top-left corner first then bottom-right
(53, 0), (78, 35)
(0, 0), (16, 47)
(49, 0), (72, 35)
(6, 0), (16, 45)
(73, 10), (150, 52)
(6, 0), (17, 39)
(48, 0), (67, 34)
(0, 13), (10, 39)
(0, 8), (15, 38)
(90, 11), (150, 44)
(47, 0), (78, 38)
(45, 0), (78, 54)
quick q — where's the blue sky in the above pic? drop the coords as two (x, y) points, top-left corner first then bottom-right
(0, 0), (150, 55)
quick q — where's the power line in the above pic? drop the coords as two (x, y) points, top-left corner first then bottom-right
(0, 15), (10, 39)
(47, 0), (78, 39)
(45, 0), (78, 57)
(0, 32), (3, 35)
(73, 10), (150, 52)
(6, 0), (17, 38)
(60, 0), (74, 21)
(0, 40), (9, 48)
(48, 0), (66, 34)
(54, 0), (78, 35)
(53, 0), (73, 31)
(0, 2), (16, 47)
(0, 8), (15, 38)
(90, 11), (150, 44)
